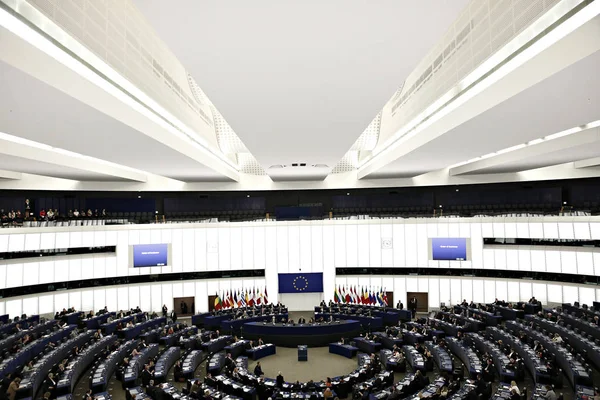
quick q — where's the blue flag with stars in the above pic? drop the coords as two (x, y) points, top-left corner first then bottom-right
(278, 273), (324, 293)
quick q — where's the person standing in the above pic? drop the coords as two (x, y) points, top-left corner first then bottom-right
(409, 297), (418, 319)
(162, 304), (168, 318)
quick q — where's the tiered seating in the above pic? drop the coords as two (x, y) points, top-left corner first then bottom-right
(528, 313), (600, 369)
(445, 337), (483, 378)
(202, 335), (233, 353)
(153, 346), (180, 382)
(56, 335), (117, 396)
(0, 315), (40, 336)
(0, 321), (72, 379)
(118, 316), (166, 340)
(486, 326), (548, 384)
(207, 352), (226, 375)
(465, 333), (516, 382)
(0, 318), (56, 355)
(18, 331), (94, 398)
(379, 348), (405, 372)
(423, 341), (453, 374)
(181, 350), (204, 379)
(159, 325), (197, 347)
(139, 322), (176, 344)
(403, 345), (426, 372)
(505, 320), (592, 388)
(82, 312), (115, 330)
(121, 343), (159, 388)
(101, 312), (145, 335)
(90, 339), (138, 393)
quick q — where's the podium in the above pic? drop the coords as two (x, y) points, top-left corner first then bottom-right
(298, 345), (308, 361)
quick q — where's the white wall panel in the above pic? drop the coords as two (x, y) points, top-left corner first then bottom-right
(39, 294), (54, 314)
(8, 234), (25, 252)
(265, 226), (278, 296)
(529, 223), (543, 238)
(93, 289), (106, 311)
(459, 223), (470, 238)
(481, 223), (493, 238)
(288, 225), (300, 272)
(370, 225), (382, 267)
(545, 251), (561, 273)
(117, 287), (129, 311)
(106, 287), (118, 312)
(492, 222), (505, 238)
(6, 263), (23, 288)
(506, 249), (519, 270)
(310, 225), (323, 271)
(22, 262), (39, 287)
(428, 278), (439, 308)
(495, 280), (508, 302)
(494, 249), (507, 270)
(532, 283), (547, 304)
(574, 223), (591, 239)
(590, 223), (600, 239)
(518, 249), (532, 271)
(357, 225), (369, 267)
(547, 284), (563, 304)
(543, 223), (559, 239)
(507, 281), (519, 302)
(427, 223), (437, 238)
(69, 291), (81, 312)
(405, 225), (418, 266)
(5, 299), (21, 318)
(563, 286), (578, 304)
(393, 224), (405, 266)
(195, 281), (208, 313)
(381, 224), (393, 267)
(470, 223), (483, 269)
(577, 252), (594, 275)
(23, 297), (38, 316)
(580, 286), (595, 307)
(394, 277), (406, 307)
(54, 260), (68, 282)
(195, 229), (207, 271)
(24, 234), (40, 251)
(504, 223), (517, 238)
(151, 285), (162, 312)
(182, 230), (195, 272)
(516, 223), (529, 238)
(448, 223), (460, 237)
(171, 229), (183, 272)
(560, 251), (576, 274)
(345, 225), (358, 267)
(334, 225), (346, 268)
(218, 227), (231, 271)
(472, 279), (484, 303)
(439, 278), (450, 306)
(558, 223), (574, 239)
(530, 250), (545, 272)
(416, 224), (428, 266)
(482, 280), (494, 304)
(482, 249), (495, 269)
(461, 280), (472, 303)
(417, 277), (429, 293)
(253, 227), (266, 271)
(519, 282), (532, 302)
(437, 222), (449, 238)
(105, 256), (117, 278)
(139, 286), (151, 312)
(128, 287), (140, 312)
(54, 232), (69, 248)
(299, 226), (312, 271)
(81, 258), (94, 280)
(276, 226), (289, 272)
(82, 231), (94, 247)
(162, 284), (173, 311)
(81, 290), (94, 312)
(450, 279), (461, 305)
(93, 257), (106, 278)
(0, 234), (9, 252)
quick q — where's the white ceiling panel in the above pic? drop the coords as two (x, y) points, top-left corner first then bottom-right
(369, 50), (600, 179)
(0, 153), (126, 181)
(0, 60), (232, 182)
(134, 0), (469, 174)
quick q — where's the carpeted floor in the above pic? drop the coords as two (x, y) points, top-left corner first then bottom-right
(247, 346), (357, 383)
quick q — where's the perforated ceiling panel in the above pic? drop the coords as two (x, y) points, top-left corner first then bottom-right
(382, 0), (563, 142)
(332, 112), (381, 173)
(237, 153), (267, 176)
(27, 0), (217, 139)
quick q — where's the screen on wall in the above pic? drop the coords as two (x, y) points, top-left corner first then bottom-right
(132, 244), (169, 267)
(429, 238), (469, 261)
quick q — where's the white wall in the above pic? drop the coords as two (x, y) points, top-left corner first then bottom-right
(336, 275), (600, 311)
(1, 216), (600, 316)
(0, 277), (265, 318)
(279, 293), (323, 312)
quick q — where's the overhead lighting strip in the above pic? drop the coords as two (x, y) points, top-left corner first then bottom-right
(0, 0), (239, 173)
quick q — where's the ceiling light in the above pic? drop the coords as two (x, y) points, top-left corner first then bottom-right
(0, 5), (239, 175)
(347, 193), (350, 196)
(247, 195), (250, 198)
(137, 195), (141, 198)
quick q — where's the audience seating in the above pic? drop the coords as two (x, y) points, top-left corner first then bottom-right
(121, 343), (159, 388)
(153, 346), (180, 383)
(465, 333), (516, 382)
(181, 350), (204, 378)
(445, 337), (483, 379)
(90, 340), (138, 394)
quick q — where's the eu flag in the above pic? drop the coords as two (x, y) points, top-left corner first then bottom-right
(278, 273), (324, 293)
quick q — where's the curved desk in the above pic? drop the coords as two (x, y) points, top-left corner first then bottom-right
(243, 320), (361, 347)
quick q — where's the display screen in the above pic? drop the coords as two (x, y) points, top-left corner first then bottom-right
(431, 238), (468, 261)
(132, 244), (168, 267)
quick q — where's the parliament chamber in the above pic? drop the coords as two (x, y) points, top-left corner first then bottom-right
(1, 0), (600, 399)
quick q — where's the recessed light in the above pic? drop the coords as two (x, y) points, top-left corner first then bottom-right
(439, 205), (442, 208)
(137, 195), (141, 198)
(346, 193), (350, 196)
(247, 195), (250, 198)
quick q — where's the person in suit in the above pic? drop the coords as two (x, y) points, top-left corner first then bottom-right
(254, 361), (263, 376)
(276, 371), (284, 388)
(409, 297), (418, 318)
(140, 364), (153, 386)
(475, 374), (486, 396)
(258, 337), (264, 346)
(396, 301), (404, 310)
(43, 374), (56, 398)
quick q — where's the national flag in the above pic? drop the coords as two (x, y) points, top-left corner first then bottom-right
(344, 285), (351, 304)
(382, 289), (388, 306)
(376, 291), (383, 306)
(234, 290), (239, 307)
(248, 288), (255, 307)
(257, 288), (262, 305)
(240, 290), (246, 307)
(214, 293), (222, 311)
(264, 287), (269, 304)
(228, 290), (234, 308)
(245, 290), (250, 306)
(334, 286), (341, 303)
(363, 288), (369, 305)
(368, 291), (374, 305)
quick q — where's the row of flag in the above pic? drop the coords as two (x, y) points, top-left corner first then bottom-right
(214, 288), (269, 310)
(334, 286), (388, 306)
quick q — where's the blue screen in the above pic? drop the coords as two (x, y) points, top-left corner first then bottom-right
(431, 238), (467, 261)
(133, 244), (168, 267)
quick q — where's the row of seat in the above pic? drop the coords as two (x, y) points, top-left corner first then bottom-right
(90, 339), (138, 394)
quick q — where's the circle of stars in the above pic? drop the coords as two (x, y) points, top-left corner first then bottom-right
(292, 275), (308, 291)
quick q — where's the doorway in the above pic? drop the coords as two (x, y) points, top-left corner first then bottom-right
(406, 292), (429, 313)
